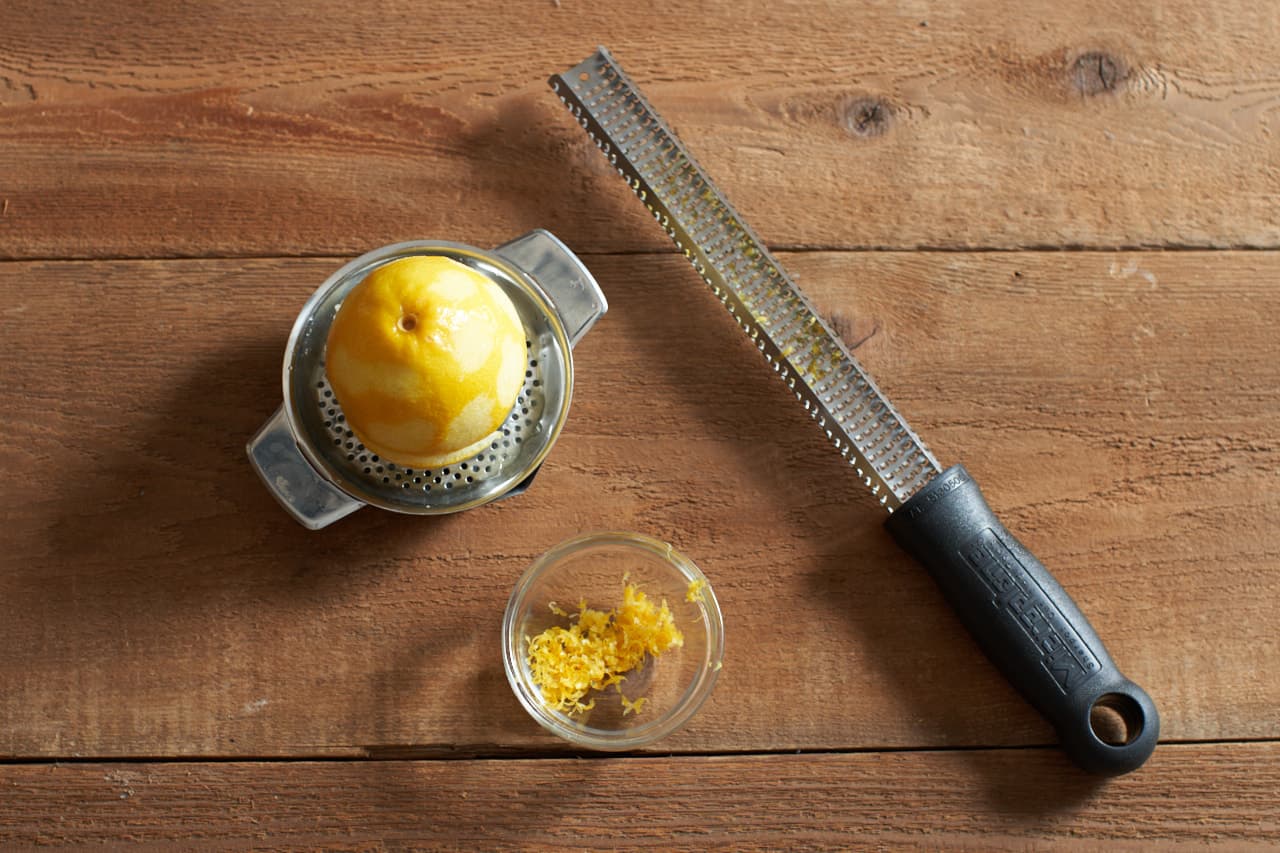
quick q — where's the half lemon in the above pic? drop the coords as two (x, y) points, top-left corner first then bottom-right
(324, 255), (526, 469)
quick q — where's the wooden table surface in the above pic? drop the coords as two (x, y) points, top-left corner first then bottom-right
(3, 0), (1278, 848)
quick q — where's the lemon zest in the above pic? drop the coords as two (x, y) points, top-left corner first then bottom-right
(685, 578), (707, 604)
(526, 581), (683, 715)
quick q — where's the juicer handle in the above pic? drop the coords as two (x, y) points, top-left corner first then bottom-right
(884, 465), (1159, 775)
(246, 405), (363, 530)
(494, 229), (608, 347)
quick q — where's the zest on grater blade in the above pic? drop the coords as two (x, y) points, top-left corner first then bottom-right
(551, 47), (1158, 775)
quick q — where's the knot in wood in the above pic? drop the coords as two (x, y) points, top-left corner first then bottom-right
(1070, 51), (1128, 96)
(839, 96), (892, 138)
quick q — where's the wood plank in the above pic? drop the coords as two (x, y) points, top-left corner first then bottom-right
(1, 744), (1277, 848)
(2, 0), (1279, 258)
(1, 251), (1276, 758)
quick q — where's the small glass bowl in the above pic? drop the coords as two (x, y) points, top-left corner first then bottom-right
(502, 531), (724, 750)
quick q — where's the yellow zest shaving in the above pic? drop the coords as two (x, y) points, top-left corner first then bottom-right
(620, 694), (647, 716)
(686, 578), (707, 603)
(526, 581), (683, 715)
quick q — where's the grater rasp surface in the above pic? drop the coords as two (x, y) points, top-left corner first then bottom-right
(550, 48), (940, 509)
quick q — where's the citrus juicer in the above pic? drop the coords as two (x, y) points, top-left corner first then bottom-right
(247, 229), (607, 529)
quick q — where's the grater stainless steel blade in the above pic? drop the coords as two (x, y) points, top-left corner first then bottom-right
(552, 54), (939, 510)
(248, 230), (606, 529)
(551, 47), (1158, 775)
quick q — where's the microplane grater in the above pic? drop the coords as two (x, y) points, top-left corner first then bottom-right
(551, 47), (1158, 775)
(552, 56), (938, 509)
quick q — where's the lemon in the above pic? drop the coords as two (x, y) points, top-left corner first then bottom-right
(324, 255), (526, 469)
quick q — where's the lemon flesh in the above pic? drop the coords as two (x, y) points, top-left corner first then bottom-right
(325, 255), (526, 469)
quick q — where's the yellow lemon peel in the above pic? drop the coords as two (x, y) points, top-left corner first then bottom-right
(325, 255), (526, 468)
(526, 581), (683, 715)
(685, 578), (707, 603)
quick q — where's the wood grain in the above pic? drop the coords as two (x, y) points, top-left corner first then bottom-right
(1, 744), (1277, 848)
(2, 0), (1279, 259)
(2, 250), (1275, 758)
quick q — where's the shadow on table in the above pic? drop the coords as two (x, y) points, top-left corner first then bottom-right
(51, 340), (441, 567)
(803, 492), (1110, 810)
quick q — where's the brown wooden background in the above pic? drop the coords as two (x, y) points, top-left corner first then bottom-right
(2, 0), (1278, 848)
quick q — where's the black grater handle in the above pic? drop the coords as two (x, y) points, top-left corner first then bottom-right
(884, 465), (1159, 775)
